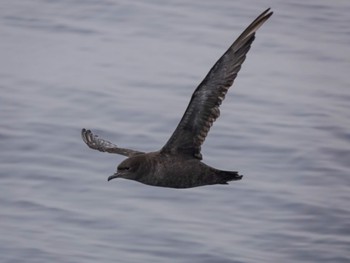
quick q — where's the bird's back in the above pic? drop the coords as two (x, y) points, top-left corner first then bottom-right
(135, 153), (241, 188)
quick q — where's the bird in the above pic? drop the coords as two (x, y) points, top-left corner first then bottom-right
(81, 8), (273, 188)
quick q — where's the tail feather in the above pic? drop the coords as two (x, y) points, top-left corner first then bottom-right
(217, 170), (243, 184)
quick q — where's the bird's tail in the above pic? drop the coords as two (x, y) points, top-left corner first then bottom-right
(216, 170), (243, 184)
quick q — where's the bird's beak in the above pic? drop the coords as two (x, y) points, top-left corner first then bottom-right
(107, 173), (119, 181)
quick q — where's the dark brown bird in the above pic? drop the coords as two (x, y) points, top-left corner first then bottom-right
(81, 9), (273, 188)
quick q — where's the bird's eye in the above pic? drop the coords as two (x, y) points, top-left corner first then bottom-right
(119, 167), (130, 171)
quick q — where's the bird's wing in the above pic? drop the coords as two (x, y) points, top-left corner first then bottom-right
(161, 8), (272, 160)
(81, 129), (144, 157)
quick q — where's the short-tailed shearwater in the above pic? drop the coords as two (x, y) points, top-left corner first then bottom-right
(81, 9), (273, 188)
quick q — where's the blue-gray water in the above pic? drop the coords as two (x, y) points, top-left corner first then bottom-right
(1, 1), (350, 262)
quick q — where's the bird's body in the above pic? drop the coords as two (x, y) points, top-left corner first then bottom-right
(107, 151), (240, 188)
(81, 9), (273, 188)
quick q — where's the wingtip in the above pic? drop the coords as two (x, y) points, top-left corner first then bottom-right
(81, 128), (87, 142)
(264, 8), (273, 18)
(81, 128), (92, 145)
(256, 8), (273, 21)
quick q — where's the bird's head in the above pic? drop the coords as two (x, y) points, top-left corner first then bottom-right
(108, 155), (144, 181)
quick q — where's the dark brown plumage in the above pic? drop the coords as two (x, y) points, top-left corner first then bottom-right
(81, 9), (273, 188)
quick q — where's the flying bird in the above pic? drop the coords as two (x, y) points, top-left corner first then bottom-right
(82, 9), (273, 188)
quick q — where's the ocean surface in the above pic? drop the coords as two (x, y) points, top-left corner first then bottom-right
(1, 1), (350, 262)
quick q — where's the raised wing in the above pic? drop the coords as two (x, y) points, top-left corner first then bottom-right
(81, 129), (144, 157)
(161, 9), (272, 159)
